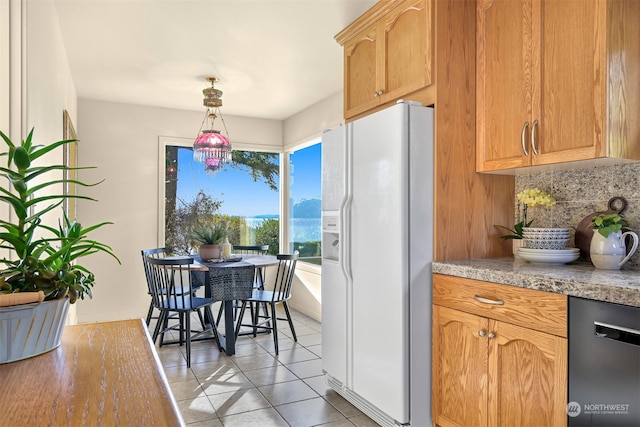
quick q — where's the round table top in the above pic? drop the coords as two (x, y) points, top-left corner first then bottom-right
(191, 254), (278, 271)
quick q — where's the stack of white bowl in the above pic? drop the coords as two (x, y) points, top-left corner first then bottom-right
(522, 227), (571, 250)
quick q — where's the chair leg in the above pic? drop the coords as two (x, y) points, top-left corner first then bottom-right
(282, 301), (297, 342)
(216, 303), (224, 325)
(159, 310), (169, 347)
(250, 302), (259, 337)
(204, 306), (222, 351)
(146, 301), (155, 326)
(196, 307), (206, 331)
(152, 310), (164, 343)
(234, 301), (248, 338)
(185, 312), (192, 368)
(271, 303), (279, 355)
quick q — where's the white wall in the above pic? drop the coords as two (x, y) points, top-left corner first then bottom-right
(283, 91), (343, 149)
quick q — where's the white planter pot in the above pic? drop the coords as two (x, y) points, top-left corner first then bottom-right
(0, 297), (69, 364)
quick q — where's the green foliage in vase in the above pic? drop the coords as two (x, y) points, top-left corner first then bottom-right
(0, 129), (120, 303)
(589, 213), (629, 238)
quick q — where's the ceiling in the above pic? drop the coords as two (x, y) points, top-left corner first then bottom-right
(53, 0), (377, 121)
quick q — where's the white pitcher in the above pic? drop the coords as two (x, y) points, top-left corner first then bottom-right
(590, 229), (639, 270)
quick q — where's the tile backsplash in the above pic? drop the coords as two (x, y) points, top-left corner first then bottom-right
(515, 163), (640, 271)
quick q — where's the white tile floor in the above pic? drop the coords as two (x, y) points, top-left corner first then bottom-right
(152, 306), (379, 426)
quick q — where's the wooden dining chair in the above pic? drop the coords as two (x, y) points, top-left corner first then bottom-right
(146, 256), (221, 367)
(141, 247), (205, 327)
(234, 252), (298, 354)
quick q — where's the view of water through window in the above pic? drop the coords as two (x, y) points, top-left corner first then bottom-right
(289, 143), (322, 265)
(164, 143), (322, 265)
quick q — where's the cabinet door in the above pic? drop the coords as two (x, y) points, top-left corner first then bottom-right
(380, 0), (431, 104)
(476, 0), (532, 171)
(488, 320), (568, 427)
(433, 305), (489, 427)
(533, 0), (606, 165)
(344, 25), (381, 119)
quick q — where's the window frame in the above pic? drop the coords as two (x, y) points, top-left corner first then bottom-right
(157, 136), (282, 249)
(284, 138), (322, 274)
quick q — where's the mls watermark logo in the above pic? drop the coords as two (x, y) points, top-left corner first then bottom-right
(567, 401), (631, 417)
(567, 401), (581, 417)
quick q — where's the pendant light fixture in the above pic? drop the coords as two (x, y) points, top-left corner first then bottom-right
(193, 76), (232, 175)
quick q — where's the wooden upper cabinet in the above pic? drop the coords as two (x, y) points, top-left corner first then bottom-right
(477, 0), (640, 173)
(337, 0), (432, 119)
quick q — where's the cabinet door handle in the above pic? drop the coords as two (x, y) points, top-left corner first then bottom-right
(531, 119), (539, 155)
(488, 332), (496, 339)
(478, 329), (486, 337)
(373, 90), (384, 97)
(521, 121), (530, 156)
(473, 295), (505, 305)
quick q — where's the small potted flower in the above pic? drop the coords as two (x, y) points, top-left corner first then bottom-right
(496, 188), (556, 255)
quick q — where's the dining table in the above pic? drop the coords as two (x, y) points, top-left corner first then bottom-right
(190, 254), (278, 355)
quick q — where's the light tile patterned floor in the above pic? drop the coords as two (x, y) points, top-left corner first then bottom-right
(152, 306), (379, 426)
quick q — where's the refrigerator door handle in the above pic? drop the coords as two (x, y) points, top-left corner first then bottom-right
(341, 125), (353, 283)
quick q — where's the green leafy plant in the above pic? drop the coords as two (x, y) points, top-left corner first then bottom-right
(589, 213), (629, 238)
(496, 219), (534, 240)
(0, 129), (120, 303)
(189, 223), (228, 245)
(497, 188), (556, 240)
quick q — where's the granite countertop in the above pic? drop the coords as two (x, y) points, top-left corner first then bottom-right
(432, 257), (640, 308)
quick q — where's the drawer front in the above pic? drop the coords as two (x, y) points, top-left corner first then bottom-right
(433, 274), (567, 337)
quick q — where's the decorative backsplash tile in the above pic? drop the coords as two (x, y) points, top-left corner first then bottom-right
(515, 163), (640, 271)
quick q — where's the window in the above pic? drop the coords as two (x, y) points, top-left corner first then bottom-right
(288, 142), (322, 265)
(163, 142), (280, 255)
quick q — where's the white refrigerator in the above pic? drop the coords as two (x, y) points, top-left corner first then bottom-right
(321, 101), (433, 427)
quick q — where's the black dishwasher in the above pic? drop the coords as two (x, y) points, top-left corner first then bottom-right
(569, 296), (640, 426)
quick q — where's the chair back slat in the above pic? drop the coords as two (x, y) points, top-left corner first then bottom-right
(141, 247), (168, 293)
(270, 252), (298, 302)
(232, 245), (269, 255)
(146, 256), (195, 311)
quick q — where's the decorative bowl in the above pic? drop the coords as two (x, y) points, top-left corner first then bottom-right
(522, 227), (571, 234)
(524, 237), (569, 250)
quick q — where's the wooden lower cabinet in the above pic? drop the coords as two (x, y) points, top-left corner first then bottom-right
(432, 274), (567, 427)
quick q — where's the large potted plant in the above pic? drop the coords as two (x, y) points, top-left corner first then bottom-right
(0, 129), (119, 363)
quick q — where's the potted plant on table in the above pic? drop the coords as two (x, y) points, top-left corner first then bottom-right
(0, 129), (119, 363)
(189, 222), (228, 261)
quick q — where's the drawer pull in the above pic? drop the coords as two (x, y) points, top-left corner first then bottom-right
(473, 295), (505, 306)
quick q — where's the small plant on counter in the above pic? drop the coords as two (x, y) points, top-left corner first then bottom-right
(589, 213), (629, 238)
(496, 188), (556, 240)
